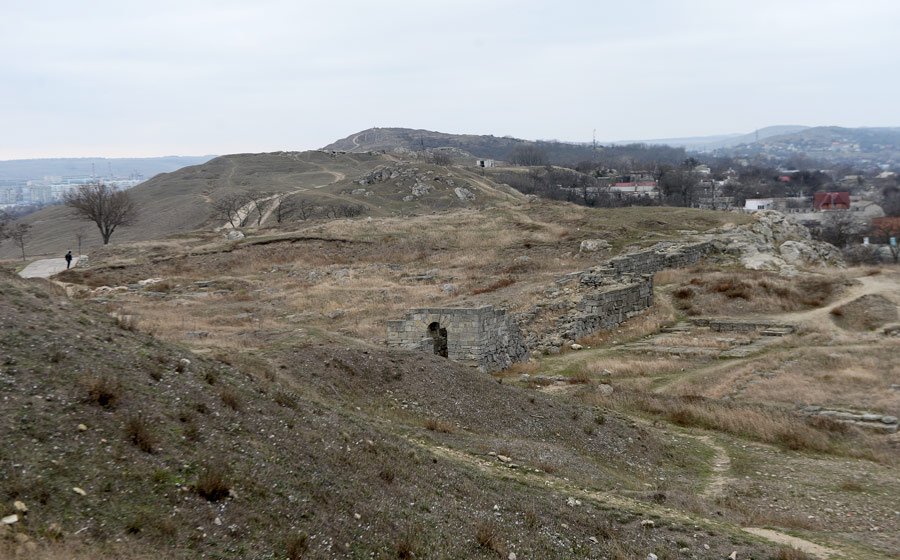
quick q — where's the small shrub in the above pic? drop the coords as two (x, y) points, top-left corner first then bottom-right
(394, 527), (422, 559)
(284, 532), (309, 560)
(672, 287), (694, 300)
(379, 467), (395, 484)
(84, 375), (122, 408)
(125, 414), (156, 453)
(474, 519), (506, 555)
(195, 465), (231, 502)
(471, 277), (515, 295)
(770, 547), (814, 560)
(423, 418), (454, 434)
(274, 391), (298, 409)
(48, 347), (65, 363)
(568, 372), (592, 384)
(839, 479), (864, 492)
(220, 387), (242, 411)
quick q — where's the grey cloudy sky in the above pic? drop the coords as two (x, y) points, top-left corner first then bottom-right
(2, 0), (898, 158)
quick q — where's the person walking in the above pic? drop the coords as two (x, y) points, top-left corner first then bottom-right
(65, 250), (73, 269)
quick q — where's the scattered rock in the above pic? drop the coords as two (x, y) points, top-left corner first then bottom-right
(579, 239), (611, 253)
(77, 423), (87, 431)
(496, 455), (512, 463)
(1, 514), (18, 525)
(640, 519), (654, 528)
(225, 230), (244, 241)
(13, 501), (26, 512)
(72, 487), (87, 496)
(454, 187), (475, 201)
(647, 554), (658, 560)
(597, 384), (614, 396)
(570, 343), (583, 350)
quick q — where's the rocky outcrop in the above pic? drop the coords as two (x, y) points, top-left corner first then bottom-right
(712, 211), (842, 275)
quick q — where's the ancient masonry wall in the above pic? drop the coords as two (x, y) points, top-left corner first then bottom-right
(386, 306), (528, 373)
(387, 241), (716, 372)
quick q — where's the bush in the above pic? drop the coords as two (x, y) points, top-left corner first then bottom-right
(84, 375), (122, 408)
(220, 387), (242, 411)
(125, 414), (156, 453)
(284, 532), (309, 560)
(195, 465), (231, 501)
(474, 520), (506, 555)
(842, 244), (881, 265)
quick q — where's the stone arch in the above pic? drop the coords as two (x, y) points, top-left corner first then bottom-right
(427, 321), (448, 358)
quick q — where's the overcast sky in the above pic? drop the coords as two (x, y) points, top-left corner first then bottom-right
(2, 0), (899, 159)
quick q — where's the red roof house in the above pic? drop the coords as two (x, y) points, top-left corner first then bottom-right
(813, 192), (850, 211)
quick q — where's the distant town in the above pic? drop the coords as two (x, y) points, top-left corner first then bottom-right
(0, 172), (144, 209)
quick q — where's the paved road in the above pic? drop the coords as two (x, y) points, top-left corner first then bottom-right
(18, 257), (78, 279)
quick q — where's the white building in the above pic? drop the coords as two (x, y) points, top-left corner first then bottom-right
(744, 198), (775, 211)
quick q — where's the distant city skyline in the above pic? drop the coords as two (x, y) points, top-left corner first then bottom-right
(2, 0), (899, 159)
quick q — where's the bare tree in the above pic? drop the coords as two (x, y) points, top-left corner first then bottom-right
(816, 212), (861, 248)
(64, 183), (137, 245)
(8, 223), (31, 261)
(248, 192), (270, 227)
(211, 192), (252, 228)
(510, 144), (547, 166)
(294, 197), (315, 221)
(273, 193), (313, 223)
(75, 227), (86, 256)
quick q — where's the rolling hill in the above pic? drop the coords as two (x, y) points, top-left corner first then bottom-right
(0, 150), (523, 259)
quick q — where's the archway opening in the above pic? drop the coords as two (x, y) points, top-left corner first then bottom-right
(427, 321), (448, 358)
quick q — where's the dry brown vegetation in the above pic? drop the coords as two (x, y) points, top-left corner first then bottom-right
(583, 390), (891, 462)
(665, 268), (846, 316)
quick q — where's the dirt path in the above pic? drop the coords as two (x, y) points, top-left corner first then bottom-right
(217, 166), (349, 230)
(765, 271), (900, 332)
(19, 257), (79, 279)
(697, 435), (732, 500)
(743, 528), (839, 559)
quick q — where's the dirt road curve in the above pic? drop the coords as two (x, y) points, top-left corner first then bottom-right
(18, 257), (77, 279)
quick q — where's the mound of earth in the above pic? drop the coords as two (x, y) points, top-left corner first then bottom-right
(830, 294), (899, 331)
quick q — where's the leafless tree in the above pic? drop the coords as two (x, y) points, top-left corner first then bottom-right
(211, 192), (252, 228)
(64, 183), (137, 245)
(248, 192), (270, 227)
(510, 145), (547, 166)
(8, 223), (31, 261)
(816, 212), (861, 248)
(273, 193), (313, 223)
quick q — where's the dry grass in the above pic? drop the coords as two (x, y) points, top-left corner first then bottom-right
(770, 547), (815, 560)
(220, 386), (242, 411)
(194, 464), (231, 501)
(584, 390), (890, 462)
(83, 374), (122, 408)
(474, 519), (507, 556)
(125, 414), (156, 453)
(423, 418), (455, 433)
(667, 269), (845, 316)
(582, 356), (695, 378)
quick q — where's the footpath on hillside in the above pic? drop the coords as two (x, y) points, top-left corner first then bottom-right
(18, 257), (79, 279)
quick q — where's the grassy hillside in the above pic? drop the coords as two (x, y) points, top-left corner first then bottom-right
(0, 270), (778, 559)
(0, 151), (522, 260)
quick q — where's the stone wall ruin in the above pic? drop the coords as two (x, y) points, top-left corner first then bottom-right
(387, 241), (716, 372)
(386, 306), (528, 373)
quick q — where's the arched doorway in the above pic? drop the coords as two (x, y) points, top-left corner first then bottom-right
(427, 321), (448, 358)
